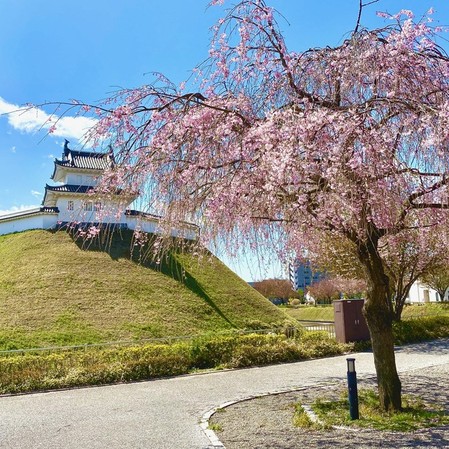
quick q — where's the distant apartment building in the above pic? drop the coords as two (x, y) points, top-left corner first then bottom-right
(289, 260), (326, 291)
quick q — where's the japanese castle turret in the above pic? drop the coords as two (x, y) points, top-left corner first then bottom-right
(0, 140), (197, 239)
(42, 140), (134, 226)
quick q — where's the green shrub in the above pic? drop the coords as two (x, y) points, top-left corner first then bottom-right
(241, 319), (274, 330)
(301, 331), (351, 357)
(394, 316), (449, 345)
(2, 317), (444, 395)
(232, 339), (303, 367)
(301, 331), (330, 343)
(190, 334), (238, 368)
(0, 343), (192, 393)
(117, 343), (191, 379)
(0, 331), (348, 394)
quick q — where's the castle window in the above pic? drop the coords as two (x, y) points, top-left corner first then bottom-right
(67, 200), (74, 211)
(94, 202), (102, 211)
(83, 201), (93, 212)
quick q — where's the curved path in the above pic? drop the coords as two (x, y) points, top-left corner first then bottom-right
(1, 339), (448, 449)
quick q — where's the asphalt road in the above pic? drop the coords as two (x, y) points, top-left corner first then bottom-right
(1, 339), (448, 449)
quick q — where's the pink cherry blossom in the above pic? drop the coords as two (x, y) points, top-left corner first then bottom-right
(75, 1), (449, 411)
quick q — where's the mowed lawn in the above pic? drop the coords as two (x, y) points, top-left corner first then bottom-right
(0, 229), (291, 350)
(285, 303), (449, 322)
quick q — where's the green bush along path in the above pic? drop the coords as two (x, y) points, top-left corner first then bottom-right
(0, 331), (351, 394)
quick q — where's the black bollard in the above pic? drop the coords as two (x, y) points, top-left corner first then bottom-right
(346, 358), (359, 420)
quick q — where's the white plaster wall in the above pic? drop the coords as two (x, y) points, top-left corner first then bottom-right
(125, 216), (198, 240)
(407, 281), (440, 303)
(0, 199), (197, 241)
(42, 214), (58, 229)
(0, 214), (58, 236)
(65, 173), (97, 186)
(126, 216), (158, 234)
(55, 196), (129, 224)
(170, 227), (198, 240)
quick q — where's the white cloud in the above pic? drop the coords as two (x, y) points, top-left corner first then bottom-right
(0, 97), (97, 142)
(10, 146), (16, 153)
(0, 205), (40, 216)
(31, 190), (42, 198)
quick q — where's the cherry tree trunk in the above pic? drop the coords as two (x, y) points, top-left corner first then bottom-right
(363, 268), (402, 411)
(393, 290), (409, 322)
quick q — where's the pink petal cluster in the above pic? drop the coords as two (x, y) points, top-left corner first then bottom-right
(83, 2), (449, 271)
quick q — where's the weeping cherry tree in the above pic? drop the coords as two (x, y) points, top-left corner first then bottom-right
(79, 2), (449, 411)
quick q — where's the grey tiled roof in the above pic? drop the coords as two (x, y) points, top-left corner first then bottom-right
(56, 149), (111, 171)
(40, 206), (60, 213)
(125, 209), (162, 220)
(42, 184), (129, 207)
(45, 184), (94, 194)
(0, 206), (59, 222)
(42, 184), (94, 206)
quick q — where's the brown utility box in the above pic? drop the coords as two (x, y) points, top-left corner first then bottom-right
(333, 299), (370, 343)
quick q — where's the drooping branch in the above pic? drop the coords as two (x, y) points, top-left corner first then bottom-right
(353, 0), (380, 34)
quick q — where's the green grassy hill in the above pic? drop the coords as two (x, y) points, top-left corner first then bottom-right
(0, 229), (290, 350)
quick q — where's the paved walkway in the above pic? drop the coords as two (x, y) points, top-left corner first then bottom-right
(1, 339), (448, 449)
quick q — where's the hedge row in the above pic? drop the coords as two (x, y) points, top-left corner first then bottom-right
(0, 331), (347, 394)
(393, 316), (449, 345)
(2, 316), (448, 395)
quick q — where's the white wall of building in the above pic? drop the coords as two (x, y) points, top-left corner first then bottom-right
(0, 210), (198, 241)
(125, 216), (198, 240)
(407, 281), (443, 303)
(0, 212), (58, 236)
(55, 196), (129, 224)
(65, 173), (98, 186)
(126, 216), (159, 234)
(0, 149), (198, 239)
(170, 226), (198, 240)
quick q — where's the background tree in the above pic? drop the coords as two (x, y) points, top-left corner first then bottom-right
(316, 228), (448, 320)
(421, 267), (449, 302)
(307, 278), (340, 304)
(295, 288), (305, 304)
(252, 278), (297, 302)
(333, 276), (367, 299)
(75, 1), (449, 411)
(312, 231), (366, 281)
(308, 276), (366, 304)
(380, 228), (449, 319)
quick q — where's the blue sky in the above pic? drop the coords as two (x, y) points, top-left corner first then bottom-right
(1, 0), (448, 281)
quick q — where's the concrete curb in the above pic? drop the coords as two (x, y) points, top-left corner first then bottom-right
(200, 373), (384, 448)
(200, 384), (326, 449)
(201, 361), (449, 448)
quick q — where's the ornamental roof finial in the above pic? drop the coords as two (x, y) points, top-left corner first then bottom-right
(63, 139), (70, 159)
(107, 145), (116, 169)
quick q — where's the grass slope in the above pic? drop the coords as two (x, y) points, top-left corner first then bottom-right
(0, 230), (289, 350)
